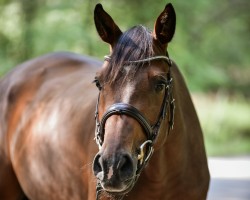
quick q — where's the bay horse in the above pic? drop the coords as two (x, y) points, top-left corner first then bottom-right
(0, 3), (210, 200)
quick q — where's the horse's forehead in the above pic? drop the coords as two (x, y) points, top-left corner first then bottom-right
(115, 69), (149, 103)
(121, 81), (136, 104)
(123, 65), (131, 73)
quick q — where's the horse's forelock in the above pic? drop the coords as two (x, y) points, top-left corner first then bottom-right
(101, 25), (154, 86)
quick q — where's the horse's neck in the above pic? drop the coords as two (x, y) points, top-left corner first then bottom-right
(141, 128), (187, 197)
(128, 145), (182, 199)
(131, 64), (209, 199)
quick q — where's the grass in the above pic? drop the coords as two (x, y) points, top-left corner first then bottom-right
(192, 93), (250, 156)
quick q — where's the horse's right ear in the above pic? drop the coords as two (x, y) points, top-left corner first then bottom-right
(94, 4), (122, 48)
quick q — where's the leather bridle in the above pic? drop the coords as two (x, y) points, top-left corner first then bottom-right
(94, 55), (175, 199)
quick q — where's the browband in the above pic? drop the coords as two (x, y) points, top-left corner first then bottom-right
(104, 55), (172, 66)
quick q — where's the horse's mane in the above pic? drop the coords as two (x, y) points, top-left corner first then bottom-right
(100, 25), (154, 86)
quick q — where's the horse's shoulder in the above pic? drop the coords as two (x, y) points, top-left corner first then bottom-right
(0, 52), (101, 151)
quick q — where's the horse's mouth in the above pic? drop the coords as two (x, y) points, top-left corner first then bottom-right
(100, 178), (135, 196)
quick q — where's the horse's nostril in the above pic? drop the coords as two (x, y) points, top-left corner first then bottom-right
(93, 154), (102, 176)
(118, 154), (134, 180)
(93, 152), (134, 184)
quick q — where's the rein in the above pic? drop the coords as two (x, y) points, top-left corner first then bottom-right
(94, 55), (175, 200)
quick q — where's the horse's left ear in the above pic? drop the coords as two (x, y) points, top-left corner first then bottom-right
(94, 4), (122, 47)
(153, 3), (176, 46)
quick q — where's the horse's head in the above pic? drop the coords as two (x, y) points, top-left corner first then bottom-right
(92, 3), (176, 196)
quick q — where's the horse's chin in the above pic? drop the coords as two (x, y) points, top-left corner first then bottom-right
(101, 179), (135, 196)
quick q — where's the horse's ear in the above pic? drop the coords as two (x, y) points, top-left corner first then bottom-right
(94, 4), (122, 47)
(153, 3), (176, 46)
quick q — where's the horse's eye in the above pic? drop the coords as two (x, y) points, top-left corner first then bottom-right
(155, 83), (165, 92)
(93, 78), (102, 90)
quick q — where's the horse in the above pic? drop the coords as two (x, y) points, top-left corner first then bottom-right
(0, 3), (210, 200)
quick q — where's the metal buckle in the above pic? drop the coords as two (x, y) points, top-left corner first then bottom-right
(137, 140), (153, 165)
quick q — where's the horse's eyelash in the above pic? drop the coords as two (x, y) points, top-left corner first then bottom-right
(154, 76), (168, 84)
(93, 78), (102, 90)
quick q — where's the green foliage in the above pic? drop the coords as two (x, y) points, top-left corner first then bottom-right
(193, 93), (250, 156)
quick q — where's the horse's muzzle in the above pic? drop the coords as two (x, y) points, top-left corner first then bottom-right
(93, 151), (136, 193)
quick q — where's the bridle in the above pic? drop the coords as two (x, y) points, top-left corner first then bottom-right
(94, 55), (175, 199)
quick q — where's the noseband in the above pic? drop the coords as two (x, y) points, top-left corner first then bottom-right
(94, 55), (175, 199)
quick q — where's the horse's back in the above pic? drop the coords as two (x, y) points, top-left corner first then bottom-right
(0, 52), (101, 200)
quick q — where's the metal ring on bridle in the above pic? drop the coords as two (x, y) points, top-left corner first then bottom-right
(137, 140), (154, 165)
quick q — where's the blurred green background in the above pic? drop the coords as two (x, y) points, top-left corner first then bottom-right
(0, 0), (249, 156)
